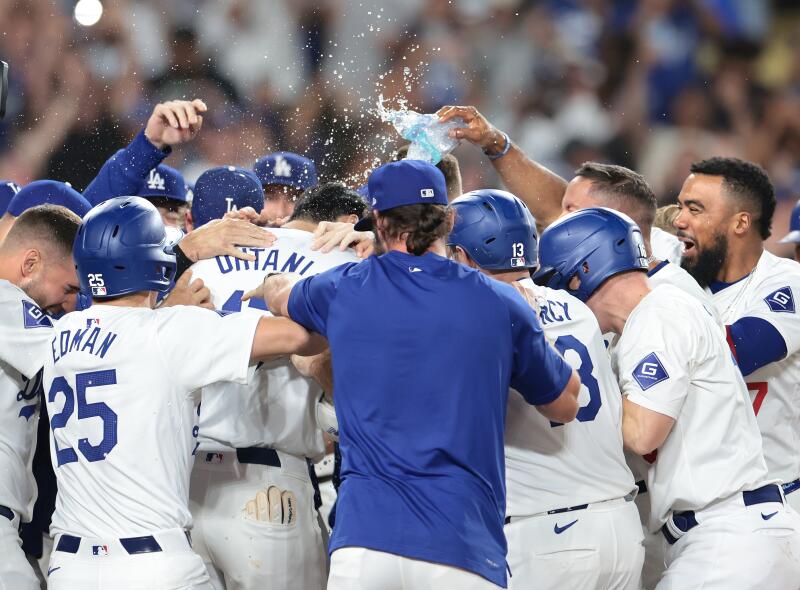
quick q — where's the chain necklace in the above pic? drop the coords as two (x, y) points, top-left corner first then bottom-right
(719, 265), (758, 325)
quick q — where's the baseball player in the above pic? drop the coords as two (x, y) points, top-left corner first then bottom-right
(675, 157), (800, 513)
(253, 152), (317, 226)
(0, 180), (90, 246)
(83, 99), (206, 210)
(436, 105), (684, 264)
(42, 196), (321, 590)
(187, 180), (364, 590)
(0, 205), (82, 590)
(447, 189), (643, 589)
(778, 198), (800, 262)
(537, 206), (800, 589)
(246, 160), (581, 589)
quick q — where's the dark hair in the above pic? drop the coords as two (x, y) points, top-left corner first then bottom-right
(393, 146), (463, 200)
(575, 162), (657, 230)
(289, 182), (367, 223)
(376, 203), (453, 256)
(3, 204), (81, 255)
(690, 157), (775, 239)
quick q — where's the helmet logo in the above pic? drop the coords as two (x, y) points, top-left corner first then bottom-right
(225, 197), (238, 213)
(147, 169), (166, 191)
(273, 156), (293, 178)
(88, 273), (107, 296)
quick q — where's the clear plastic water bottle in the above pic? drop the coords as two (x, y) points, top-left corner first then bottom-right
(385, 109), (467, 165)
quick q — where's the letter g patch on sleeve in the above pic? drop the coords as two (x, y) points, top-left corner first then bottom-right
(632, 352), (669, 391)
(764, 286), (795, 313)
(21, 300), (52, 329)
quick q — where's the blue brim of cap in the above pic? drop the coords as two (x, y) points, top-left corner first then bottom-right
(779, 231), (800, 244)
(354, 215), (374, 232)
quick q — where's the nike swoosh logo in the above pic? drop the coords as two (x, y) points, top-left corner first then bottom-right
(554, 519), (578, 534)
(47, 567), (61, 576)
(762, 511), (779, 520)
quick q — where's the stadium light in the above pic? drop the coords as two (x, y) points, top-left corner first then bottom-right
(74, 0), (103, 27)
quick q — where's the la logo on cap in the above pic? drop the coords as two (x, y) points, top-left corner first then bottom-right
(420, 188), (434, 198)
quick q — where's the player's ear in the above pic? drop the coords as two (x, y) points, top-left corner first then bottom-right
(20, 248), (42, 278)
(184, 209), (195, 233)
(568, 273), (581, 291)
(342, 213), (359, 225)
(732, 210), (752, 236)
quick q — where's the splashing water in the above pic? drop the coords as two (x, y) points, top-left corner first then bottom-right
(375, 95), (466, 165)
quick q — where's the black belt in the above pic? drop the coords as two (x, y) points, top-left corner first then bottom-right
(236, 447), (281, 468)
(0, 505), (13, 521)
(505, 502), (589, 525)
(56, 532), (191, 555)
(636, 480), (648, 495)
(661, 483), (783, 545)
(783, 478), (800, 496)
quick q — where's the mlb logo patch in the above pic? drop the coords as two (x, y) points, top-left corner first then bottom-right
(510, 257), (526, 268)
(91, 286), (107, 296)
(204, 452), (224, 464)
(21, 300), (52, 329)
(420, 188), (434, 198)
(764, 286), (795, 313)
(92, 545), (109, 556)
(632, 352), (669, 391)
(86, 318), (101, 328)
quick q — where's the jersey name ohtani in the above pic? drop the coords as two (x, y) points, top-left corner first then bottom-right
(215, 247), (318, 276)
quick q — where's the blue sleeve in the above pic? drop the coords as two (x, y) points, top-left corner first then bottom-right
(505, 289), (573, 406)
(727, 316), (787, 377)
(82, 129), (170, 206)
(286, 263), (357, 337)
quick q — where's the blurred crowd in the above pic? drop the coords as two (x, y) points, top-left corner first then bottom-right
(2, 0), (800, 252)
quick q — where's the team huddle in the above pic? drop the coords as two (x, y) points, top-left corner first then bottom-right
(2, 98), (800, 590)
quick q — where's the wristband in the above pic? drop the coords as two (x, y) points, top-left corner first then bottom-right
(484, 132), (511, 161)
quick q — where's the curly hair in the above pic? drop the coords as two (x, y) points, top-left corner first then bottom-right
(376, 204), (453, 256)
(690, 157), (775, 240)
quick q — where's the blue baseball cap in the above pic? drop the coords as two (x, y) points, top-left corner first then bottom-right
(7, 180), (91, 217)
(354, 160), (447, 231)
(254, 152), (317, 190)
(136, 164), (189, 204)
(780, 199), (800, 244)
(0, 180), (21, 215)
(192, 166), (264, 228)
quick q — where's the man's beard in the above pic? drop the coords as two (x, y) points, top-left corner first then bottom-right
(680, 232), (728, 288)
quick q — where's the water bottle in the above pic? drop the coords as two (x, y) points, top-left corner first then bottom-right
(384, 109), (466, 165)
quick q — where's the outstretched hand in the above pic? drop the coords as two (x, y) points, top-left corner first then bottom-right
(145, 99), (207, 149)
(437, 105), (507, 155)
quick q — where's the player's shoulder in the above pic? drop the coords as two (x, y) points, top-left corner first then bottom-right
(754, 251), (800, 288)
(637, 283), (707, 321)
(0, 279), (53, 330)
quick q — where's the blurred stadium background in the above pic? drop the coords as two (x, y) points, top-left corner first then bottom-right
(1, 0), (799, 253)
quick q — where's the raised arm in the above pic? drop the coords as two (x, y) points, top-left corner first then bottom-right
(250, 316), (325, 362)
(83, 99), (207, 206)
(438, 105), (567, 229)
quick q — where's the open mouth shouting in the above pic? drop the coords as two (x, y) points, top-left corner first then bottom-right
(677, 231), (696, 257)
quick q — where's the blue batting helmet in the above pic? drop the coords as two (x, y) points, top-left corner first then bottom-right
(73, 196), (178, 298)
(534, 207), (648, 302)
(447, 189), (538, 270)
(779, 199), (800, 244)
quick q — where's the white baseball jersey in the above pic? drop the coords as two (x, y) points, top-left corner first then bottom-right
(43, 305), (260, 538)
(505, 279), (635, 516)
(614, 285), (769, 531)
(710, 250), (800, 484)
(650, 227), (683, 265)
(0, 280), (52, 521)
(190, 227), (358, 459)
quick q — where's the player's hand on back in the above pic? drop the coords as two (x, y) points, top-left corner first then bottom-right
(437, 105), (507, 155)
(144, 99), (207, 149)
(244, 485), (297, 525)
(179, 217), (276, 262)
(311, 221), (375, 259)
(161, 270), (213, 309)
